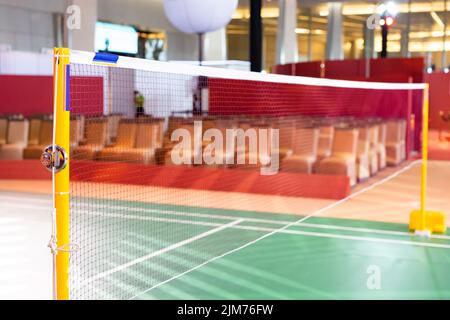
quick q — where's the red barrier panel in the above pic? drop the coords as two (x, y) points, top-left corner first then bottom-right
(0, 160), (51, 179)
(70, 160), (351, 200)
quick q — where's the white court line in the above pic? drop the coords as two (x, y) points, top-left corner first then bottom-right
(0, 203), (50, 211)
(74, 202), (450, 240)
(80, 219), (244, 286)
(2, 185), (449, 240)
(75, 209), (450, 249)
(0, 195), (51, 205)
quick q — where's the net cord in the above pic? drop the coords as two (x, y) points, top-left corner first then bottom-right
(69, 50), (427, 91)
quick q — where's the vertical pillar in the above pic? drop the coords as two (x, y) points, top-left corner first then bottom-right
(204, 28), (228, 61)
(276, 0), (298, 65)
(442, 0), (448, 70)
(326, 2), (343, 60)
(64, 0), (97, 51)
(364, 21), (375, 59)
(250, 0), (263, 72)
(307, 9), (313, 61)
(401, 0), (411, 58)
(400, 29), (410, 58)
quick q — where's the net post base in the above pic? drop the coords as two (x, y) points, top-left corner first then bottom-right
(409, 210), (447, 234)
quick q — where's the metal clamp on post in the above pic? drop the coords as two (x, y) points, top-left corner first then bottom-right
(40, 145), (68, 173)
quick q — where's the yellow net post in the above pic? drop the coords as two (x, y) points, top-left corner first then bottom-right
(409, 84), (446, 235)
(53, 47), (71, 299)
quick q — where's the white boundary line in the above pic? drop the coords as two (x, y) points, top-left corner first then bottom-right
(8, 199), (450, 240)
(127, 160), (437, 299)
(73, 202), (450, 240)
(69, 50), (427, 91)
(80, 219), (244, 286)
(75, 209), (450, 249)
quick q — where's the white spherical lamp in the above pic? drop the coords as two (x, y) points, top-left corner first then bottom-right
(163, 0), (238, 34)
(163, 0), (238, 64)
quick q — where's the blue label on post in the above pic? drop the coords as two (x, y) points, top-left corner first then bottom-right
(93, 52), (119, 64)
(65, 64), (70, 111)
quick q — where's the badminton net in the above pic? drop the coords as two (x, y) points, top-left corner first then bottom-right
(57, 50), (427, 299)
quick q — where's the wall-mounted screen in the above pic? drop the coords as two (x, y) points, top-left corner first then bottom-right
(95, 22), (138, 55)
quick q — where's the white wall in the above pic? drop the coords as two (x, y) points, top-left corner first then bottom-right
(0, 2), (57, 52)
(0, 50), (52, 75)
(135, 69), (193, 118)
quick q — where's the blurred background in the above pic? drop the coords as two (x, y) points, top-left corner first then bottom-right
(1, 0), (450, 71)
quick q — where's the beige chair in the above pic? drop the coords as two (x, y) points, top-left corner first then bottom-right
(277, 119), (296, 159)
(23, 119), (53, 159)
(377, 123), (387, 170)
(27, 118), (42, 146)
(234, 123), (274, 171)
(317, 125), (335, 160)
(166, 123), (203, 166)
(107, 114), (123, 144)
(0, 119), (29, 160)
(70, 118), (82, 149)
(399, 119), (407, 161)
(72, 118), (108, 160)
(77, 115), (85, 143)
(0, 117), (7, 146)
(154, 118), (164, 149)
(368, 125), (379, 175)
(120, 121), (159, 164)
(316, 128), (359, 187)
(97, 120), (137, 162)
(282, 127), (319, 174)
(386, 120), (403, 166)
(356, 126), (370, 181)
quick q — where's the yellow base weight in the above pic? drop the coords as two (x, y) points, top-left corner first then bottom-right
(409, 210), (447, 234)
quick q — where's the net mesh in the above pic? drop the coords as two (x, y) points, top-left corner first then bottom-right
(67, 55), (424, 299)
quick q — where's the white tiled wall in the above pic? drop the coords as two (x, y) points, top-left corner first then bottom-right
(0, 4), (55, 52)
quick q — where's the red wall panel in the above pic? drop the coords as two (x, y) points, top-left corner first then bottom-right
(294, 61), (322, 77)
(0, 75), (53, 116)
(274, 57), (425, 84)
(425, 72), (450, 130)
(0, 75), (104, 116)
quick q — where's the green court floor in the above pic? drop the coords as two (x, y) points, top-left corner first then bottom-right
(70, 199), (450, 300)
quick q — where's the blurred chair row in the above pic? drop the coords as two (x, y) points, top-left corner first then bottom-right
(157, 115), (407, 187)
(0, 114), (162, 165)
(0, 113), (407, 187)
(72, 116), (164, 164)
